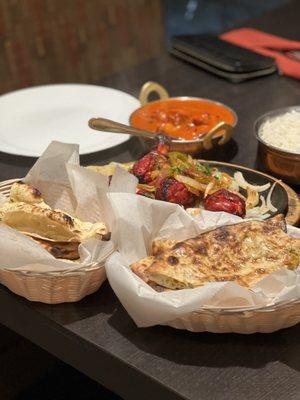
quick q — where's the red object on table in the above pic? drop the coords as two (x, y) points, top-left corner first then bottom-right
(221, 28), (300, 79)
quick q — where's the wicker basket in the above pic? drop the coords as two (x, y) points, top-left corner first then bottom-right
(0, 179), (107, 303)
(167, 299), (300, 334)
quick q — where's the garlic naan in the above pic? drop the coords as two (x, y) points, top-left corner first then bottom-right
(131, 215), (300, 290)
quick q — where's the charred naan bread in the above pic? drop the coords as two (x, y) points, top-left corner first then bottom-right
(9, 181), (45, 205)
(152, 239), (178, 256)
(131, 256), (155, 282)
(2, 202), (107, 242)
(0, 181), (109, 260)
(0, 182), (50, 221)
(86, 162), (133, 176)
(130, 256), (168, 292)
(33, 238), (80, 260)
(131, 215), (300, 290)
(130, 239), (178, 291)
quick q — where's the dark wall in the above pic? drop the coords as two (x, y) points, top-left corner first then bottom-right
(163, 0), (291, 40)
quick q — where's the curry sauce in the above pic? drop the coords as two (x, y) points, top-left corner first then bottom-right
(130, 99), (235, 140)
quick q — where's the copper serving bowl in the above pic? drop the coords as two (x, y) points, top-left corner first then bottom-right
(129, 81), (237, 154)
(255, 106), (300, 185)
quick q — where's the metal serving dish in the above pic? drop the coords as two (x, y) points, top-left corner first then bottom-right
(255, 106), (300, 185)
(129, 81), (237, 154)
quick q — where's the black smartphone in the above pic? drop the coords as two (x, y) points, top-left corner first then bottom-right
(170, 34), (277, 83)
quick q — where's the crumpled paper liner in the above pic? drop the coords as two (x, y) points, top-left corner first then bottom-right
(0, 140), (116, 274)
(105, 192), (300, 331)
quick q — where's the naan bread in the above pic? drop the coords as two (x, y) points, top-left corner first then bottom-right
(152, 239), (178, 256)
(33, 238), (80, 260)
(130, 240), (178, 290)
(86, 162), (133, 176)
(2, 202), (107, 242)
(9, 181), (45, 205)
(130, 256), (168, 292)
(131, 256), (155, 282)
(131, 215), (300, 290)
(0, 181), (108, 245)
(0, 181), (109, 260)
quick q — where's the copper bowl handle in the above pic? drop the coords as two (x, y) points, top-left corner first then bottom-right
(203, 121), (233, 150)
(139, 81), (169, 106)
(89, 117), (157, 139)
(88, 117), (175, 143)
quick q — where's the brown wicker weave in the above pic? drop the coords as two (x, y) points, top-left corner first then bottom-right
(168, 298), (300, 333)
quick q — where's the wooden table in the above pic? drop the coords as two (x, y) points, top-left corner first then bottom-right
(0, 2), (299, 399)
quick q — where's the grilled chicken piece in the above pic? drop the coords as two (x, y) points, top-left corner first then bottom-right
(132, 151), (167, 184)
(155, 177), (195, 208)
(204, 189), (246, 217)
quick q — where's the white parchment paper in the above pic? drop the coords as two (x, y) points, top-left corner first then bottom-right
(0, 141), (114, 273)
(105, 193), (300, 328)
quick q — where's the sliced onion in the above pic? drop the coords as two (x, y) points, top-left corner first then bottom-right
(266, 182), (278, 212)
(185, 184), (200, 196)
(260, 213), (271, 219)
(150, 170), (160, 180)
(187, 155), (194, 164)
(188, 169), (212, 184)
(259, 195), (269, 214)
(245, 209), (259, 218)
(246, 187), (259, 209)
(246, 195), (269, 218)
(234, 172), (271, 192)
(245, 208), (271, 219)
(174, 174), (207, 192)
(168, 152), (189, 168)
(229, 179), (239, 192)
(137, 184), (156, 192)
(218, 172), (232, 187)
(246, 212), (271, 220)
(204, 181), (215, 197)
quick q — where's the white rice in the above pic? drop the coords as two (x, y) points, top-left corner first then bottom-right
(259, 110), (300, 154)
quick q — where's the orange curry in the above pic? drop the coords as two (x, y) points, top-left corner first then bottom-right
(130, 99), (235, 140)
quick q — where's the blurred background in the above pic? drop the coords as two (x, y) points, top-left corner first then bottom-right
(0, 0), (290, 95)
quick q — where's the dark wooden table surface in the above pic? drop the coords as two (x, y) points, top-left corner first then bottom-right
(0, 2), (300, 400)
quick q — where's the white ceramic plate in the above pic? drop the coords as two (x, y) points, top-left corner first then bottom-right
(0, 84), (140, 157)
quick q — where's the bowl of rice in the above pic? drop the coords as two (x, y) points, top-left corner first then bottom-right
(255, 106), (300, 185)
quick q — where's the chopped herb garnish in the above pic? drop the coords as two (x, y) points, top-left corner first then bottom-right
(196, 162), (212, 175)
(214, 172), (222, 180)
(171, 165), (186, 174)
